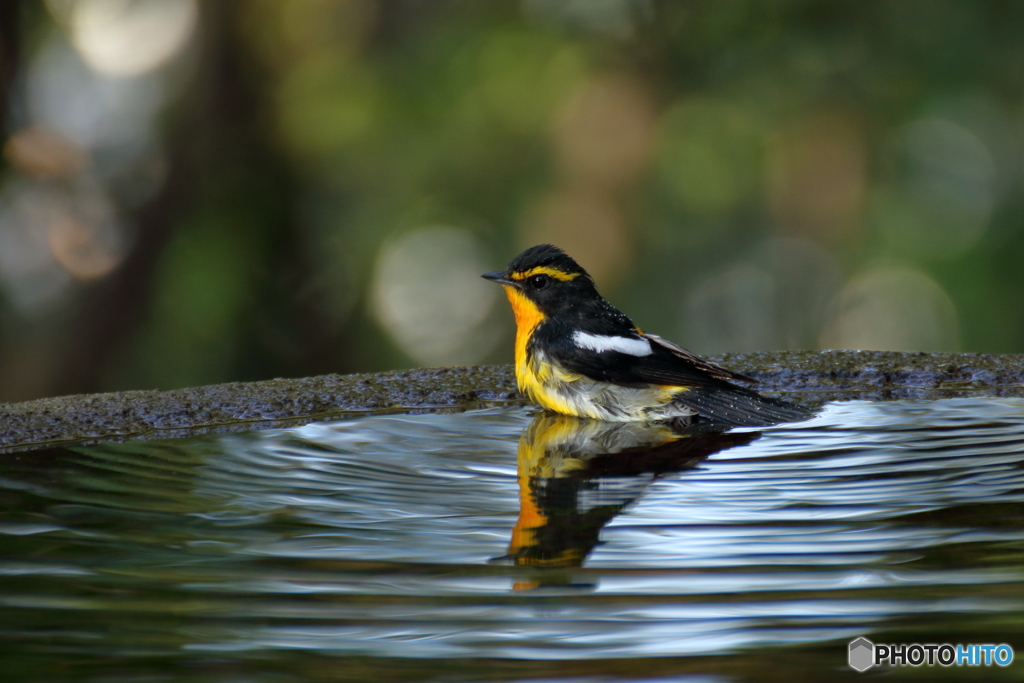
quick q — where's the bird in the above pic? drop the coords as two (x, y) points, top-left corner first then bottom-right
(482, 244), (810, 427)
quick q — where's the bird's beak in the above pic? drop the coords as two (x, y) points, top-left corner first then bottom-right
(482, 271), (519, 288)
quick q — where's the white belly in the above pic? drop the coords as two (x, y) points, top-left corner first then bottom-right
(520, 349), (696, 422)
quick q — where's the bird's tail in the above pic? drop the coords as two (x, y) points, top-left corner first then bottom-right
(676, 384), (812, 428)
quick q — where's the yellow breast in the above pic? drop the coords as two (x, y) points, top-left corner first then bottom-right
(502, 284), (580, 414)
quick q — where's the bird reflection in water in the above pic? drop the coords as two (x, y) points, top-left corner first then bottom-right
(496, 413), (760, 589)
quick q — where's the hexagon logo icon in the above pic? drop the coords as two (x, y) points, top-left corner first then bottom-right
(849, 637), (875, 671)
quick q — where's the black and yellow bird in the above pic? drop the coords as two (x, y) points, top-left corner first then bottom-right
(482, 244), (809, 427)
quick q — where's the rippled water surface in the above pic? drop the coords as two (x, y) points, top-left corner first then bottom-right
(3, 398), (1024, 681)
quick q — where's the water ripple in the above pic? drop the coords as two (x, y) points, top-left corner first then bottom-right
(2, 398), (1024, 675)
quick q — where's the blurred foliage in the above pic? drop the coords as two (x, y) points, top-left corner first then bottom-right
(2, 0), (1024, 402)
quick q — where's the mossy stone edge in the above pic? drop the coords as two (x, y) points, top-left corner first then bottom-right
(2, 350), (1024, 453)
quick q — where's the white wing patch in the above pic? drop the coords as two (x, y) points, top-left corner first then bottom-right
(572, 331), (652, 357)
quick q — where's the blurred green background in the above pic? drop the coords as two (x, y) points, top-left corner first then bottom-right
(1, 0), (1023, 403)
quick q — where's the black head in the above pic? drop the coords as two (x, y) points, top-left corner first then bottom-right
(482, 244), (600, 314)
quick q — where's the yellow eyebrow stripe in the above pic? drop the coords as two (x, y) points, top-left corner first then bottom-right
(510, 266), (580, 282)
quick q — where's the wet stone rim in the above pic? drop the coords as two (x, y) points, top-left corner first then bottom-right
(2, 350), (1024, 453)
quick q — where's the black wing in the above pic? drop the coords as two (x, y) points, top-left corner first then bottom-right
(541, 323), (811, 426)
(636, 334), (757, 385)
(542, 321), (750, 389)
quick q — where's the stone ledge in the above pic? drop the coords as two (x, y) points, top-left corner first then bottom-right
(2, 351), (1023, 453)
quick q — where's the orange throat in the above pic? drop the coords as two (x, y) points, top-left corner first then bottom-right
(503, 285), (545, 380)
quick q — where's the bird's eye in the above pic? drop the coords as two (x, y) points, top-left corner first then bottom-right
(529, 274), (549, 289)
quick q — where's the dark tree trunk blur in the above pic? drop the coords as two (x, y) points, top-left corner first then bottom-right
(0, 1), (19, 142)
(49, 2), (246, 395)
(49, 0), (352, 397)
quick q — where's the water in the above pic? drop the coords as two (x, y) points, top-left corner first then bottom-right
(2, 398), (1024, 681)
